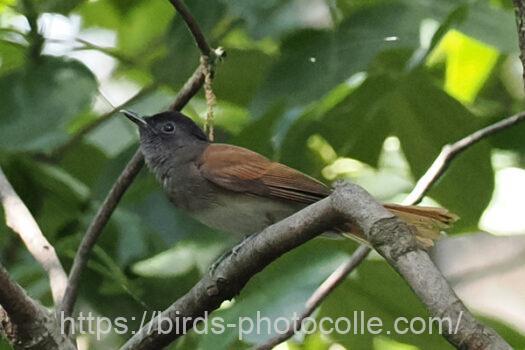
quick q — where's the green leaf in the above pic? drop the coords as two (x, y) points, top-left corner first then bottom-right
(0, 56), (97, 152)
(429, 30), (499, 104)
(230, 102), (286, 158)
(252, 2), (422, 112)
(150, 0), (227, 87)
(400, 0), (518, 53)
(132, 238), (226, 278)
(455, 0), (517, 53)
(213, 48), (275, 107)
(387, 73), (494, 230)
(319, 75), (396, 167)
(32, 0), (85, 14)
(222, 0), (321, 40)
(0, 40), (25, 77)
(2, 156), (88, 241)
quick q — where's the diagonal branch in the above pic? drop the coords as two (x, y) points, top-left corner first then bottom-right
(59, 149), (145, 318)
(234, 110), (525, 350)
(120, 181), (511, 350)
(169, 0), (212, 56)
(0, 167), (67, 305)
(513, 0), (525, 89)
(254, 245), (371, 350)
(0, 263), (75, 350)
(405, 110), (525, 204)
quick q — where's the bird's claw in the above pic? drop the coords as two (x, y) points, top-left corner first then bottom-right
(208, 233), (256, 276)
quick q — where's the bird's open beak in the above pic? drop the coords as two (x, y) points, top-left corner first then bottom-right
(121, 110), (149, 128)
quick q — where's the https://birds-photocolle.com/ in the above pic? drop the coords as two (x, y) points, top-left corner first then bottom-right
(122, 110), (458, 253)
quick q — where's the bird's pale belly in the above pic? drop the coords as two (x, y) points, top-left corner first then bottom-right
(188, 193), (305, 236)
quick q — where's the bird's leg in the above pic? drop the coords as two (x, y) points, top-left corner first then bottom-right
(209, 232), (257, 275)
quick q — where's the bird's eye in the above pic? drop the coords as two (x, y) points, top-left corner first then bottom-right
(162, 123), (175, 133)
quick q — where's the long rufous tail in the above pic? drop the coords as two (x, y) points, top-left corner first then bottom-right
(341, 204), (458, 249)
(383, 204), (458, 248)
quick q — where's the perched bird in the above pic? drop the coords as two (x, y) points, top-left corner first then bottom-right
(123, 110), (457, 249)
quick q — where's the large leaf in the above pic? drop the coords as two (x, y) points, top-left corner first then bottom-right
(213, 48), (275, 107)
(0, 56), (97, 152)
(222, 0), (325, 40)
(387, 74), (494, 230)
(0, 40), (25, 77)
(388, 0), (517, 53)
(251, 2), (422, 113)
(318, 75), (396, 167)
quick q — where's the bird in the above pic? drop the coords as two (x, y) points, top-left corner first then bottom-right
(122, 110), (458, 249)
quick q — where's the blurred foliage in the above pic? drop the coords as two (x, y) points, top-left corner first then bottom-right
(0, 0), (524, 349)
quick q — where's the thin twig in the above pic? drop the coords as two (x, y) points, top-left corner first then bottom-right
(169, 0), (223, 140)
(405, 111), (525, 205)
(255, 245), (371, 350)
(59, 150), (145, 319)
(259, 4), (525, 348)
(255, 111), (525, 349)
(60, 0), (218, 321)
(169, 0), (212, 56)
(169, 64), (205, 111)
(513, 0), (525, 90)
(0, 167), (67, 305)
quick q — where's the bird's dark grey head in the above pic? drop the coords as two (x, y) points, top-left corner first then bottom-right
(122, 110), (208, 175)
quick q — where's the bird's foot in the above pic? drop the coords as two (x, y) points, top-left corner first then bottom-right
(208, 233), (256, 275)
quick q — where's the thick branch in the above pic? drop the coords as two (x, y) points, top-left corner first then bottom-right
(121, 181), (510, 350)
(0, 264), (74, 350)
(0, 264), (41, 328)
(0, 167), (67, 305)
(258, 110), (525, 348)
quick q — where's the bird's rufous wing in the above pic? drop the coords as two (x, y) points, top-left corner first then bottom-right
(197, 144), (330, 204)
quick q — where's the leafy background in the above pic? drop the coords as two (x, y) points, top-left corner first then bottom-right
(0, 0), (525, 349)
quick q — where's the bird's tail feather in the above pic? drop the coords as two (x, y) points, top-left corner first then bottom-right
(339, 204), (459, 249)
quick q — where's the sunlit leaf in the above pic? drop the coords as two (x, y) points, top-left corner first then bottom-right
(429, 30), (499, 103)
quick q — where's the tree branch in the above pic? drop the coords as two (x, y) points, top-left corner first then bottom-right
(255, 245), (371, 350)
(0, 263), (75, 350)
(0, 167), (67, 305)
(513, 0), (525, 89)
(121, 181), (511, 350)
(405, 111), (525, 205)
(59, 150), (145, 318)
(60, 0), (220, 321)
(257, 110), (525, 348)
(169, 64), (205, 112)
(169, 0), (212, 56)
